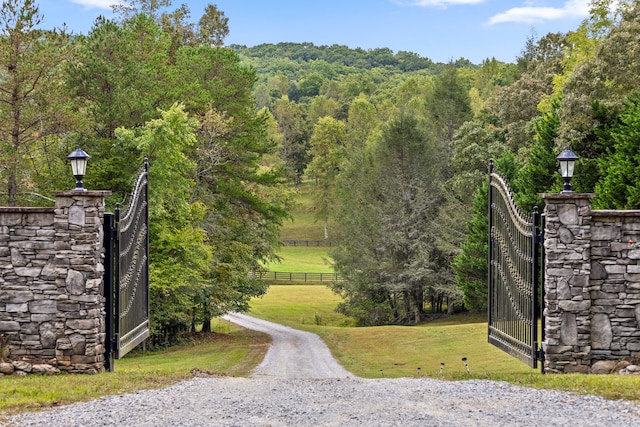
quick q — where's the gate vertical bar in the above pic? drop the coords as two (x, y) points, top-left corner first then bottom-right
(487, 160), (494, 342)
(539, 213), (546, 373)
(531, 206), (540, 370)
(114, 204), (121, 356)
(103, 212), (115, 372)
(143, 159), (150, 347)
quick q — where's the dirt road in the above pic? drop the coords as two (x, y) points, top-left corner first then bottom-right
(223, 312), (352, 379)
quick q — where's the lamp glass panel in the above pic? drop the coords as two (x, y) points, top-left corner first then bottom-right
(559, 160), (575, 178)
(71, 158), (87, 176)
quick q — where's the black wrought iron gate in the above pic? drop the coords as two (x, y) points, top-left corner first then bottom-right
(488, 160), (544, 371)
(104, 160), (150, 371)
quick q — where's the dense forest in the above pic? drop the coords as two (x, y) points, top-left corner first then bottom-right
(2, 0), (640, 338)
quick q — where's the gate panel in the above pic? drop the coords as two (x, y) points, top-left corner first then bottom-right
(115, 160), (150, 359)
(488, 160), (542, 369)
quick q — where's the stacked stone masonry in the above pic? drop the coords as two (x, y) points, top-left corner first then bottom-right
(0, 191), (110, 375)
(542, 193), (640, 373)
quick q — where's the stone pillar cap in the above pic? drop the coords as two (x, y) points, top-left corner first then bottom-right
(539, 193), (595, 200)
(52, 190), (112, 197)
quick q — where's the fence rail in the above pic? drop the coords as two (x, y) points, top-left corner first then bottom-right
(251, 271), (342, 282)
(281, 239), (335, 247)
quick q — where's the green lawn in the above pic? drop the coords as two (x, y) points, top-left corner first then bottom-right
(249, 285), (640, 402)
(280, 180), (338, 241)
(265, 246), (333, 273)
(249, 285), (528, 377)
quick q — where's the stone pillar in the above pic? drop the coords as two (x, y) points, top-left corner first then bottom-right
(52, 190), (111, 374)
(540, 193), (595, 373)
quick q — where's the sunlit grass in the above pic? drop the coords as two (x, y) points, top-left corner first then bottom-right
(264, 246), (333, 272)
(249, 285), (640, 402)
(280, 180), (338, 241)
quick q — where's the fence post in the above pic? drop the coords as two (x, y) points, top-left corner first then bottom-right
(540, 192), (595, 373)
(52, 190), (112, 373)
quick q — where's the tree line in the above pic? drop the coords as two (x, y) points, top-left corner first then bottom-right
(233, 1), (640, 325)
(3, 0), (638, 334)
(0, 0), (290, 346)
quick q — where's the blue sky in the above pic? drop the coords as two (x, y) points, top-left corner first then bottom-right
(37, 0), (591, 64)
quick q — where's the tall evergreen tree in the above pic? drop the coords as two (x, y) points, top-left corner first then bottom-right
(452, 153), (518, 313)
(513, 101), (563, 212)
(594, 96), (640, 209)
(330, 116), (449, 325)
(0, 0), (72, 205)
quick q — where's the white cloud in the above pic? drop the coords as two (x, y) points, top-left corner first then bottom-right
(488, 0), (590, 25)
(399, 0), (486, 8)
(69, 0), (125, 10)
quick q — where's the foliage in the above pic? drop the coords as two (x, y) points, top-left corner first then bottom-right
(305, 117), (347, 239)
(452, 153), (518, 312)
(0, 0), (72, 205)
(116, 104), (211, 344)
(594, 96), (640, 209)
(271, 96), (311, 182)
(452, 182), (489, 313)
(424, 65), (473, 141)
(330, 116), (452, 325)
(233, 42), (438, 73)
(513, 101), (563, 212)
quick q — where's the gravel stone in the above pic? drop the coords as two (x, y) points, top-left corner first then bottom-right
(5, 313), (640, 426)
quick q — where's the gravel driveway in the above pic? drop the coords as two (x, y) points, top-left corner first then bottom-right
(4, 314), (640, 426)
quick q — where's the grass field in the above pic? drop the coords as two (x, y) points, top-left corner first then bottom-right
(265, 246), (333, 272)
(249, 285), (640, 402)
(280, 180), (337, 241)
(249, 285), (530, 377)
(263, 180), (335, 274)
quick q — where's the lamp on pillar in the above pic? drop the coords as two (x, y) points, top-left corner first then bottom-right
(557, 149), (578, 194)
(67, 148), (91, 191)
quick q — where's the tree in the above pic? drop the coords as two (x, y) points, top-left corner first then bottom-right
(116, 104), (211, 344)
(594, 96), (640, 209)
(425, 65), (473, 142)
(346, 94), (378, 148)
(271, 96), (310, 182)
(452, 182), (488, 313)
(63, 8), (290, 342)
(513, 102), (563, 212)
(114, 1), (229, 56)
(0, 0), (72, 205)
(557, 0), (640, 163)
(196, 4), (229, 47)
(307, 95), (339, 126)
(305, 117), (346, 240)
(452, 153), (518, 313)
(64, 14), (172, 202)
(330, 116), (449, 325)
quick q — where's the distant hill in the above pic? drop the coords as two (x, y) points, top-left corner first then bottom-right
(230, 42), (476, 77)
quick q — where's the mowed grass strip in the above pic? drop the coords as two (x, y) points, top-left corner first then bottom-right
(280, 180), (338, 241)
(249, 284), (640, 402)
(265, 246), (333, 273)
(0, 326), (270, 417)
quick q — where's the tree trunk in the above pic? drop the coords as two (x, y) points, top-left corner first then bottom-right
(202, 317), (212, 332)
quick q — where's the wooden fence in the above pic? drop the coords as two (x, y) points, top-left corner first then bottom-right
(251, 271), (342, 282)
(281, 240), (335, 247)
